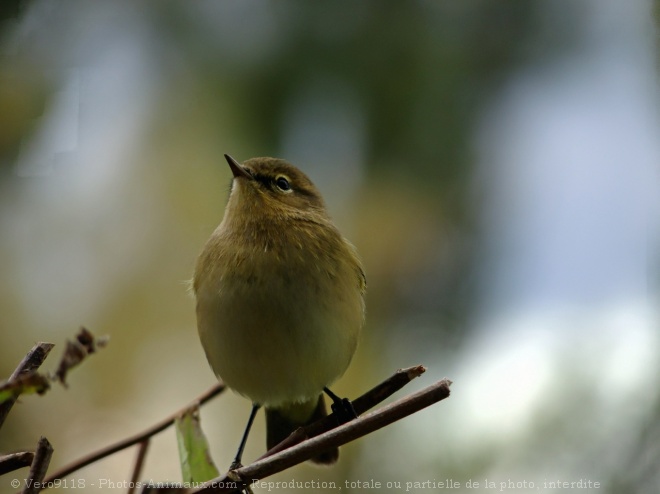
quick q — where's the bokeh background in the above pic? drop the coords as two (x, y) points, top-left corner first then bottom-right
(1, 1), (659, 493)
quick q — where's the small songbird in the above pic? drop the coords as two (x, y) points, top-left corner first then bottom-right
(193, 155), (365, 468)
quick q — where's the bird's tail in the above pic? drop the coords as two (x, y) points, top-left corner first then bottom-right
(265, 394), (338, 464)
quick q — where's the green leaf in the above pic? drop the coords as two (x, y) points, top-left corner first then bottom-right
(175, 405), (220, 483)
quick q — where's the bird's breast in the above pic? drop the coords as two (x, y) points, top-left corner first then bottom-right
(194, 225), (363, 406)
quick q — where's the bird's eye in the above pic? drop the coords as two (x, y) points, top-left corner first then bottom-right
(275, 176), (291, 192)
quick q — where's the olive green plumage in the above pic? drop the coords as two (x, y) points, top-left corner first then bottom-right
(194, 156), (365, 464)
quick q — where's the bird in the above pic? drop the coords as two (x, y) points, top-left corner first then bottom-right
(193, 154), (366, 469)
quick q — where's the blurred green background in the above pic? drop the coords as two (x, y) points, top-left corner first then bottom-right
(1, 1), (658, 493)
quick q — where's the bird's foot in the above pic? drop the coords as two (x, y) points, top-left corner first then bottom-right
(324, 387), (358, 424)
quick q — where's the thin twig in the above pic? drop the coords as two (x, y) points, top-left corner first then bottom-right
(23, 436), (54, 494)
(0, 451), (35, 475)
(43, 383), (226, 484)
(258, 365), (427, 460)
(128, 440), (150, 494)
(0, 342), (55, 429)
(191, 378), (452, 493)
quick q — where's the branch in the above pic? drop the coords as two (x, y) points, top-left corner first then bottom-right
(258, 365), (427, 460)
(0, 342), (55, 429)
(23, 436), (54, 494)
(43, 383), (226, 483)
(191, 377), (452, 493)
(0, 451), (35, 475)
(127, 440), (150, 494)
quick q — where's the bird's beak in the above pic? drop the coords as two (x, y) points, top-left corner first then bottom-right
(225, 154), (253, 180)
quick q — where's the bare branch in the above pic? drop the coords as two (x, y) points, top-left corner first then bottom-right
(0, 342), (55, 429)
(7, 344), (55, 382)
(44, 383), (226, 483)
(128, 440), (150, 494)
(259, 365), (427, 460)
(0, 451), (35, 475)
(22, 436), (54, 494)
(191, 377), (452, 493)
